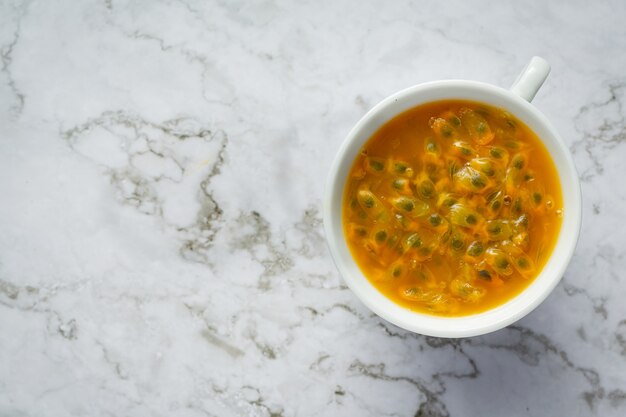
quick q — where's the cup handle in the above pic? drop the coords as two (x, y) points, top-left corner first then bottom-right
(509, 56), (551, 102)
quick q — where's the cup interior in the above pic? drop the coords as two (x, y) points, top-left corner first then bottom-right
(323, 80), (581, 338)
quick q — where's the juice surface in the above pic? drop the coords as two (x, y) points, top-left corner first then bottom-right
(343, 100), (563, 316)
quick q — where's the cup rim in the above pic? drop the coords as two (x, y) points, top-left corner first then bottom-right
(323, 80), (582, 338)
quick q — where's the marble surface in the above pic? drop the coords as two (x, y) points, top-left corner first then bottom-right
(0, 0), (625, 416)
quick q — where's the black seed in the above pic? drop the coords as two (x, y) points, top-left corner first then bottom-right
(429, 214), (442, 227)
(375, 230), (387, 243)
(467, 242), (484, 257)
(490, 148), (503, 159)
(420, 181), (434, 198)
(419, 247), (432, 257)
(496, 257), (509, 269)
(400, 200), (414, 212)
(407, 233), (422, 248)
(370, 160), (384, 171)
(512, 155), (525, 169)
(478, 270), (492, 281)
(471, 175), (486, 188)
(394, 163), (407, 173)
(488, 225), (502, 235)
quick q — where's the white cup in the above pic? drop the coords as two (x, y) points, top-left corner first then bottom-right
(323, 57), (582, 338)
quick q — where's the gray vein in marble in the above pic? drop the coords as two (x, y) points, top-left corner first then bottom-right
(0, 277), (19, 300)
(292, 207), (325, 258)
(349, 360), (449, 417)
(466, 325), (619, 410)
(0, 275), (90, 313)
(232, 211), (294, 290)
(200, 329), (245, 359)
(305, 323), (460, 415)
(61, 110), (227, 266)
(589, 244), (622, 282)
(413, 19), (516, 68)
(309, 352), (331, 372)
(240, 385), (285, 417)
(179, 132), (227, 266)
(300, 302), (366, 324)
(47, 312), (78, 341)
(174, 0), (203, 18)
(608, 390), (626, 408)
(368, 320), (626, 414)
(119, 29), (234, 109)
(224, 207), (331, 292)
(615, 320), (626, 357)
(0, 9), (25, 117)
(96, 339), (129, 380)
(561, 282), (608, 319)
(183, 302), (245, 358)
(572, 82), (626, 180)
(243, 314), (297, 361)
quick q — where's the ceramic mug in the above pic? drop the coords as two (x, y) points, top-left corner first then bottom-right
(323, 57), (582, 338)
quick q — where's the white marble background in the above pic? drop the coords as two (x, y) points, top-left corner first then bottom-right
(0, 0), (625, 416)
